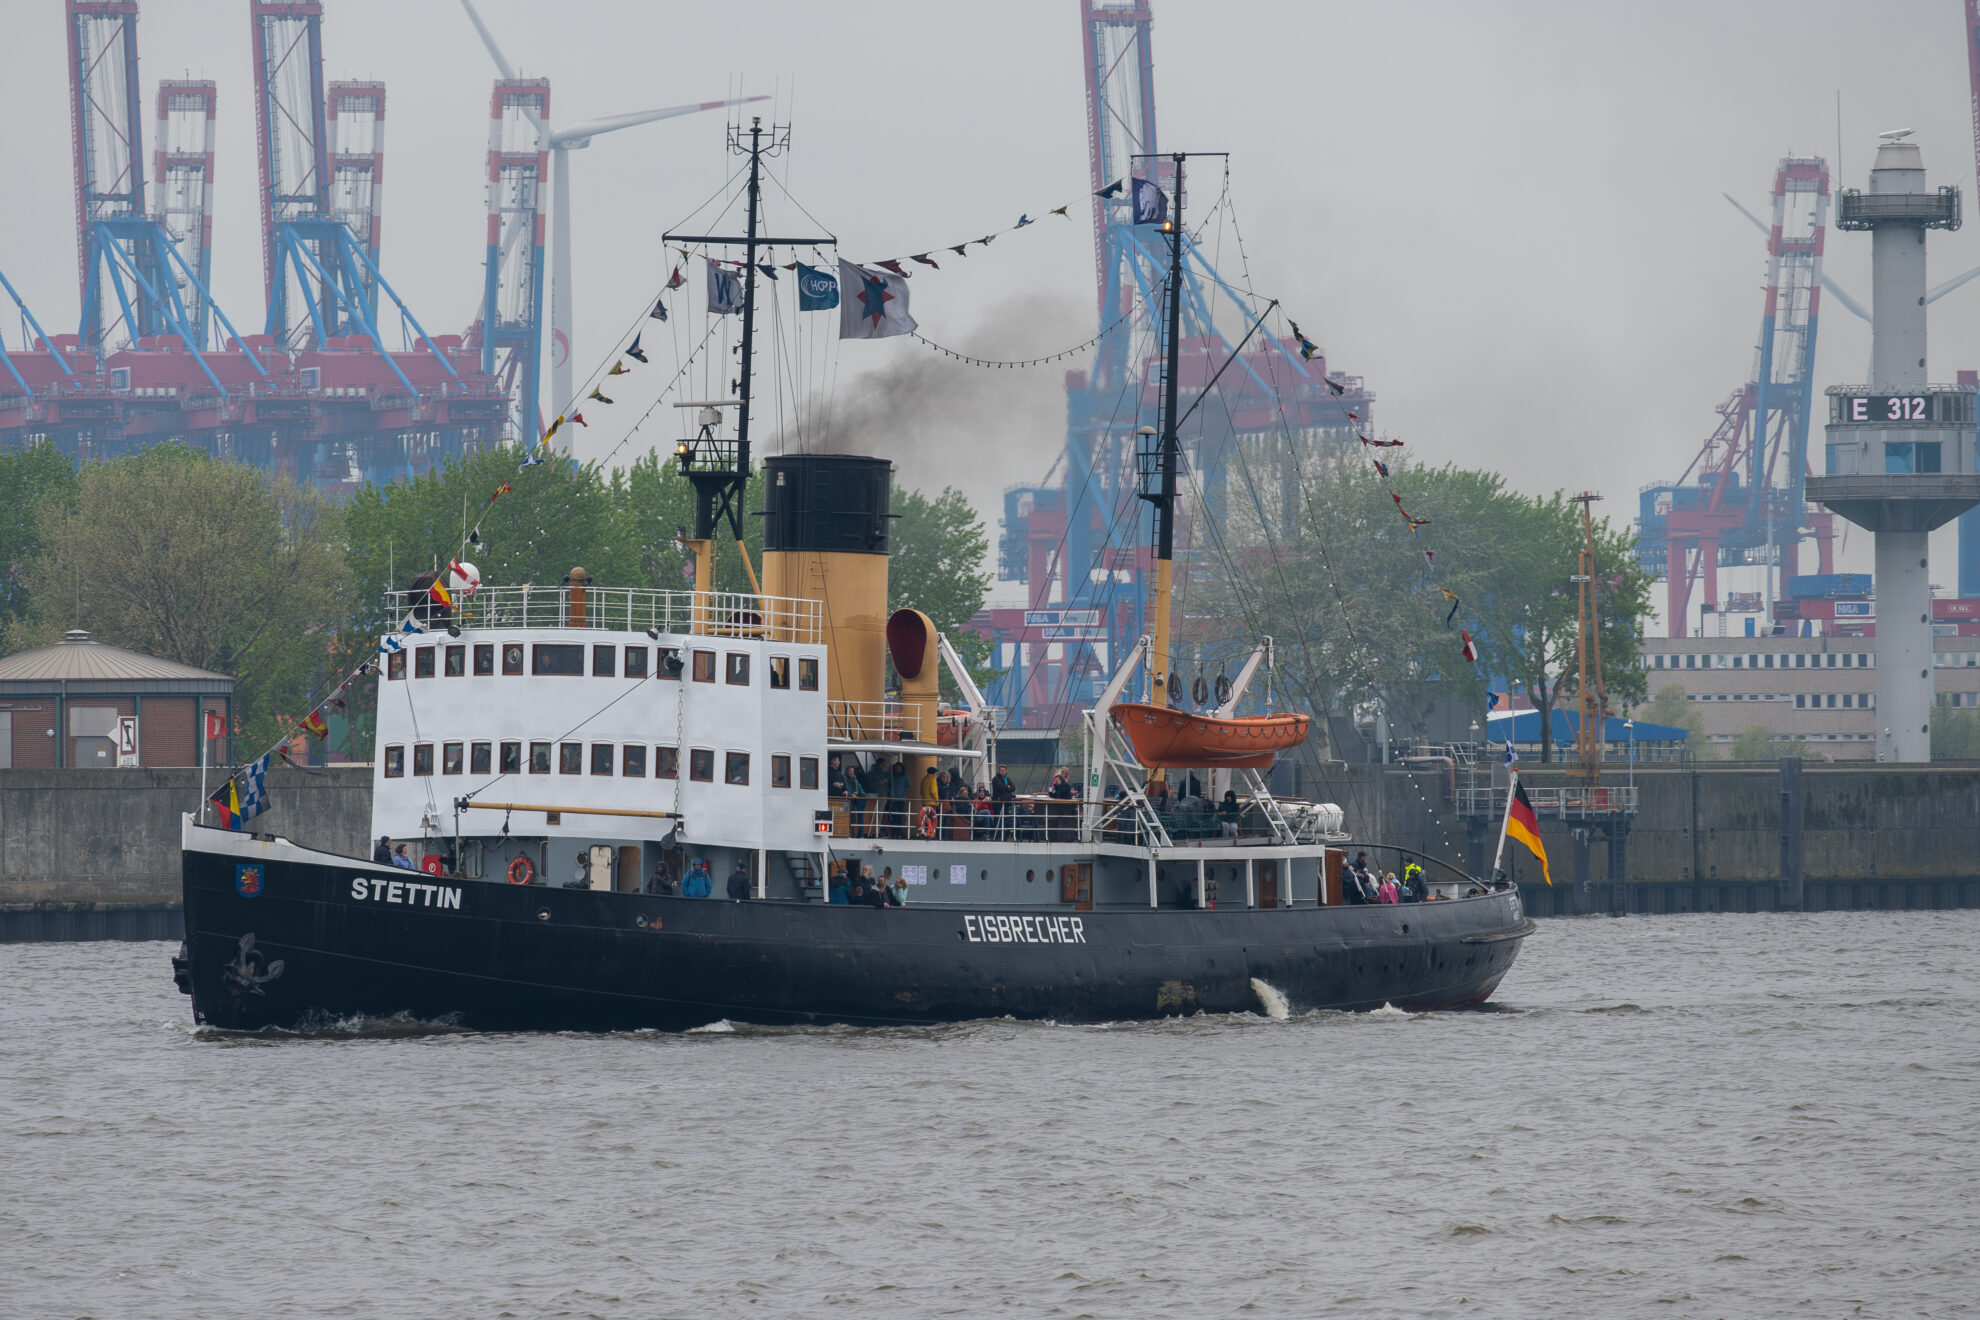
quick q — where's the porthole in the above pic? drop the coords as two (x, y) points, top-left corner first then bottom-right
(1026, 869), (1035, 883)
(536, 908), (551, 922)
(1046, 869), (1056, 884)
(979, 870), (989, 882)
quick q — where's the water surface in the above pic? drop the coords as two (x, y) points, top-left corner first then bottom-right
(3, 912), (1976, 1318)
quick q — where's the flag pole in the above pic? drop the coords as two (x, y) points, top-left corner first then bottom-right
(198, 710), (209, 827)
(1490, 768), (1517, 881)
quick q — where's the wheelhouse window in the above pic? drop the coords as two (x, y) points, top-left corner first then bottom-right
(691, 650), (716, 682)
(387, 651), (406, 680)
(473, 643), (495, 676)
(529, 741), (551, 773)
(471, 742), (493, 775)
(769, 656), (791, 689)
(384, 745), (405, 777)
(770, 754), (791, 788)
(442, 742), (464, 775)
(414, 647), (435, 679)
(799, 756), (819, 790)
(412, 744), (435, 776)
(689, 748), (714, 782)
(559, 742), (582, 774)
(725, 751), (750, 785)
(534, 644), (586, 676)
(623, 745), (647, 777)
(500, 741), (522, 774)
(445, 645), (466, 677)
(624, 646), (649, 679)
(726, 653), (750, 686)
(655, 746), (679, 779)
(797, 657), (818, 691)
(593, 644), (616, 677)
(658, 647), (682, 679)
(590, 743), (614, 775)
(502, 643), (525, 676)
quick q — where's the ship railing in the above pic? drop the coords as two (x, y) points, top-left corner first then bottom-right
(1454, 785), (1639, 817)
(826, 700), (923, 744)
(381, 587), (823, 644)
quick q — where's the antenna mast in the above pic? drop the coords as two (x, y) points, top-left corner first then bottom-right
(664, 117), (833, 594)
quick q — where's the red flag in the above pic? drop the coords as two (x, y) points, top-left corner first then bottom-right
(665, 266), (684, 290)
(205, 709), (226, 741)
(570, 412), (587, 427)
(301, 710), (329, 740)
(1461, 630), (1478, 663)
(910, 253), (940, 268)
(874, 259), (908, 277)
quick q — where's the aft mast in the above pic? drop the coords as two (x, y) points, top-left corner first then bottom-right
(663, 118), (834, 596)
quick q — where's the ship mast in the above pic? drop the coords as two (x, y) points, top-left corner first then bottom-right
(663, 118), (833, 594)
(1135, 151), (1219, 731)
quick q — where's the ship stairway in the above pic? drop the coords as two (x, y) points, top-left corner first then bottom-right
(1239, 768), (1299, 845)
(1127, 787), (1174, 850)
(783, 851), (825, 897)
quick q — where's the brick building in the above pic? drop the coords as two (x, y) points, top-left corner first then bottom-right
(0, 630), (234, 769)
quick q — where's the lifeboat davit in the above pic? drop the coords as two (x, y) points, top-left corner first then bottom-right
(1108, 703), (1310, 769)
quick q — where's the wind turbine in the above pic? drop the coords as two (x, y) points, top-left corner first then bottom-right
(460, 0), (765, 426)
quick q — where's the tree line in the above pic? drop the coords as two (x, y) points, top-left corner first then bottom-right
(1189, 449), (1652, 761)
(0, 441), (991, 760)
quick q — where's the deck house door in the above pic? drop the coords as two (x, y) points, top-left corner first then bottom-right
(1074, 863), (1093, 911)
(1258, 861), (1279, 910)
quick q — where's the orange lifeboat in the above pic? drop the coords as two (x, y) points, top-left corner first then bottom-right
(1108, 703), (1310, 769)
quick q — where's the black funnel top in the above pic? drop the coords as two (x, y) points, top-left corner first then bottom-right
(761, 454), (894, 555)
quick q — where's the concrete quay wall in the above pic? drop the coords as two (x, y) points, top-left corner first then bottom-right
(1297, 761), (1980, 916)
(5, 761), (1978, 939)
(1, 766), (371, 940)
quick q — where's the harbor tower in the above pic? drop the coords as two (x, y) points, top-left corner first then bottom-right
(1806, 133), (1980, 762)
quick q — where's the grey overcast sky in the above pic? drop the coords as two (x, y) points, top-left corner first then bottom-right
(5, 0), (1980, 613)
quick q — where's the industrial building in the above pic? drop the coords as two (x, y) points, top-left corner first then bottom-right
(0, 630), (234, 770)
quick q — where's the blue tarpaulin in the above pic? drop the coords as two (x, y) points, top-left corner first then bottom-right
(1486, 710), (1689, 743)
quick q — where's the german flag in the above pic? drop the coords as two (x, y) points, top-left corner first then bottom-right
(1506, 777), (1551, 884)
(209, 776), (241, 830)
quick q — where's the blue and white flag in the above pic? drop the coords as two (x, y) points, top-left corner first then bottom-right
(838, 260), (916, 340)
(706, 260), (745, 314)
(796, 263), (839, 311)
(1504, 742), (1518, 767)
(1131, 176), (1168, 225)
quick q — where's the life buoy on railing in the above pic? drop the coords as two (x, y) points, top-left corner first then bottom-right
(507, 856), (534, 886)
(917, 805), (939, 839)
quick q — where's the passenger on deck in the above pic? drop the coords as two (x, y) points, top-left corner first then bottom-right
(990, 764), (1016, 839)
(891, 876), (908, 907)
(374, 836), (394, 865)
(1378, 872), (1400, 904)
(646, 858), (676, 896)
(1048, 767), (1078, 842)
(1218, 791), (1241, 838)
(828, 864), (850, 905)
(392, 844), (415, 870)
(828, 754), (846, 798)
(859, 865), (889, 909)
(844, 757), (869, 837)
(1144, 776), (1170, 813)
(888, 759), (911, 838)
(727, 861), (752, 900)
(1342, 852), (1371, 903)
(681, 858), (713, 898)
(972, 786), (996, 839)
(919, 766), (942, 829)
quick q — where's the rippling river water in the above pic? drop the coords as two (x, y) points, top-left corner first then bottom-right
(4, 911), (1977, 1318)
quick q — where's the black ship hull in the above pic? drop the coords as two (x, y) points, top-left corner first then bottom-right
(178, 830), (1533, 1032)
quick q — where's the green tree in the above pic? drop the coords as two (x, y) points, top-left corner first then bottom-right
(1730, 723), (1775, 761)
(1642, 682), (1712, 760)
(0, 441), (79, 631)
(887, 482), (995, 696)
(1931, 703), (1980, 758)
(9, 443), (351, 750)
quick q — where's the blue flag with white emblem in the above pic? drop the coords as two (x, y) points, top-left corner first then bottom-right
(797, 263), (840, 311)
(837, 260), (916, 340)
(1131, 176), (1168, 225)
